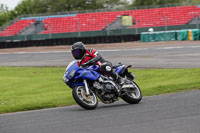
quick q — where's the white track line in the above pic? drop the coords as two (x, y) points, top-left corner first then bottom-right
(0, 46), (200, 55)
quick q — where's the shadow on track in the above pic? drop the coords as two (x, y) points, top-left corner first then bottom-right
(68, 101), (143, 112)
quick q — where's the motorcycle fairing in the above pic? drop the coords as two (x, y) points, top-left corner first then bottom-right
(115, 65), (125, 74)
(72, 83), (85, 88)
(74, 69), (100, 81)
(65, 61), (100, 81)
(64, 61), (100, 88)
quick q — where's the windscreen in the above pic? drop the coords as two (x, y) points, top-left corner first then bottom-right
(66, 61), (78, 71)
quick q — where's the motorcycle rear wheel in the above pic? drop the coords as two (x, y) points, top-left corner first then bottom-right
(72, 86), (98, 110)
(121, 81), (142, 104)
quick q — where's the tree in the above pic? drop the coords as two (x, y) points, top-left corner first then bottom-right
(188, 0), (200, 4)
(0, 4), (9, 26)
(14, 0), (48, 15)
(0, 4), (8, 13)
(131, 0), (182, 6)
(45, 0), (129, 13)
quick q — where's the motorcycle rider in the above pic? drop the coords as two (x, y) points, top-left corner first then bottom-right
(71, 42), (125, 86)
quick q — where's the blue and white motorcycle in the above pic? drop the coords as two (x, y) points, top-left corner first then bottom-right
(63, 61), (142, 110)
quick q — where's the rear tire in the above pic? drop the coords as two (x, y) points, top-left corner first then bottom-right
(121, 81), (142, 104)
(72, 86), (98, 110)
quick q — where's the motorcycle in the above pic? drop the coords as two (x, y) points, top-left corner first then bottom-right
(63, 61), (142, 110)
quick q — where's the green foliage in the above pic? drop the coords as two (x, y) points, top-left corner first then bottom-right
(132, 0), (182, 6)
(15, 0), (48, 15)
(30, 0), (128, 13)
(189, 0), (200, 4)
(45, 0), (102, 13)
(130, 0), (200, 6)
(0, 11), (17, 27)
(0, 4), (9, 26)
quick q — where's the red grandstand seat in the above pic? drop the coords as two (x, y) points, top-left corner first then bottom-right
(3, 5), (197, 36)
(0, 19), (36, 37)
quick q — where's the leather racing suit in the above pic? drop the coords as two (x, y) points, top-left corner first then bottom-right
(78, 48), (118, 81)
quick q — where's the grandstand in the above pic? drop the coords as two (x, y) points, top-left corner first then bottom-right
(0, 19), (36, 37)
(0, 4), (200, 48)
(0, 5), (200, 37)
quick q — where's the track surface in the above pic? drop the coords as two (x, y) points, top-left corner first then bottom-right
(0, 42), (200, 68)
(0, 90), (200, 133)
(0, 42), (200, 133)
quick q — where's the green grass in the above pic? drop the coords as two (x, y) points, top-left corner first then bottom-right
(0, 67), (200, 114)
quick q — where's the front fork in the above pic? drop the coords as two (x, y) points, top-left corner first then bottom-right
(83, 79), (90, 96)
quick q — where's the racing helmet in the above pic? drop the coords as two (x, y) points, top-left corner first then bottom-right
(71, 42), (86, 60)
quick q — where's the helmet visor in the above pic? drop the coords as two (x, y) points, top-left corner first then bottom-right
(72, 49), (84, 59)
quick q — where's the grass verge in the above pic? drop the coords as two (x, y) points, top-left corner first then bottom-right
(0, 67), (200, 114)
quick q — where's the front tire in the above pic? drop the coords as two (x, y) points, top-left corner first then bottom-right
(72, 86), (98, 110)
(121, 81), (142, 104)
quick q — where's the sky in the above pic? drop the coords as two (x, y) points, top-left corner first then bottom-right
(0, 0), (22, 10)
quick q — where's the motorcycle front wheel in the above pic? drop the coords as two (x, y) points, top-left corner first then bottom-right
(72, 86), (98, 110)
(121, 81), (142, 104)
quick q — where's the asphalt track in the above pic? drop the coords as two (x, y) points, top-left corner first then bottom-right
(0, 90), (200, 133)
(0, 42), (200, 133)
(0, 43), (200, 68)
